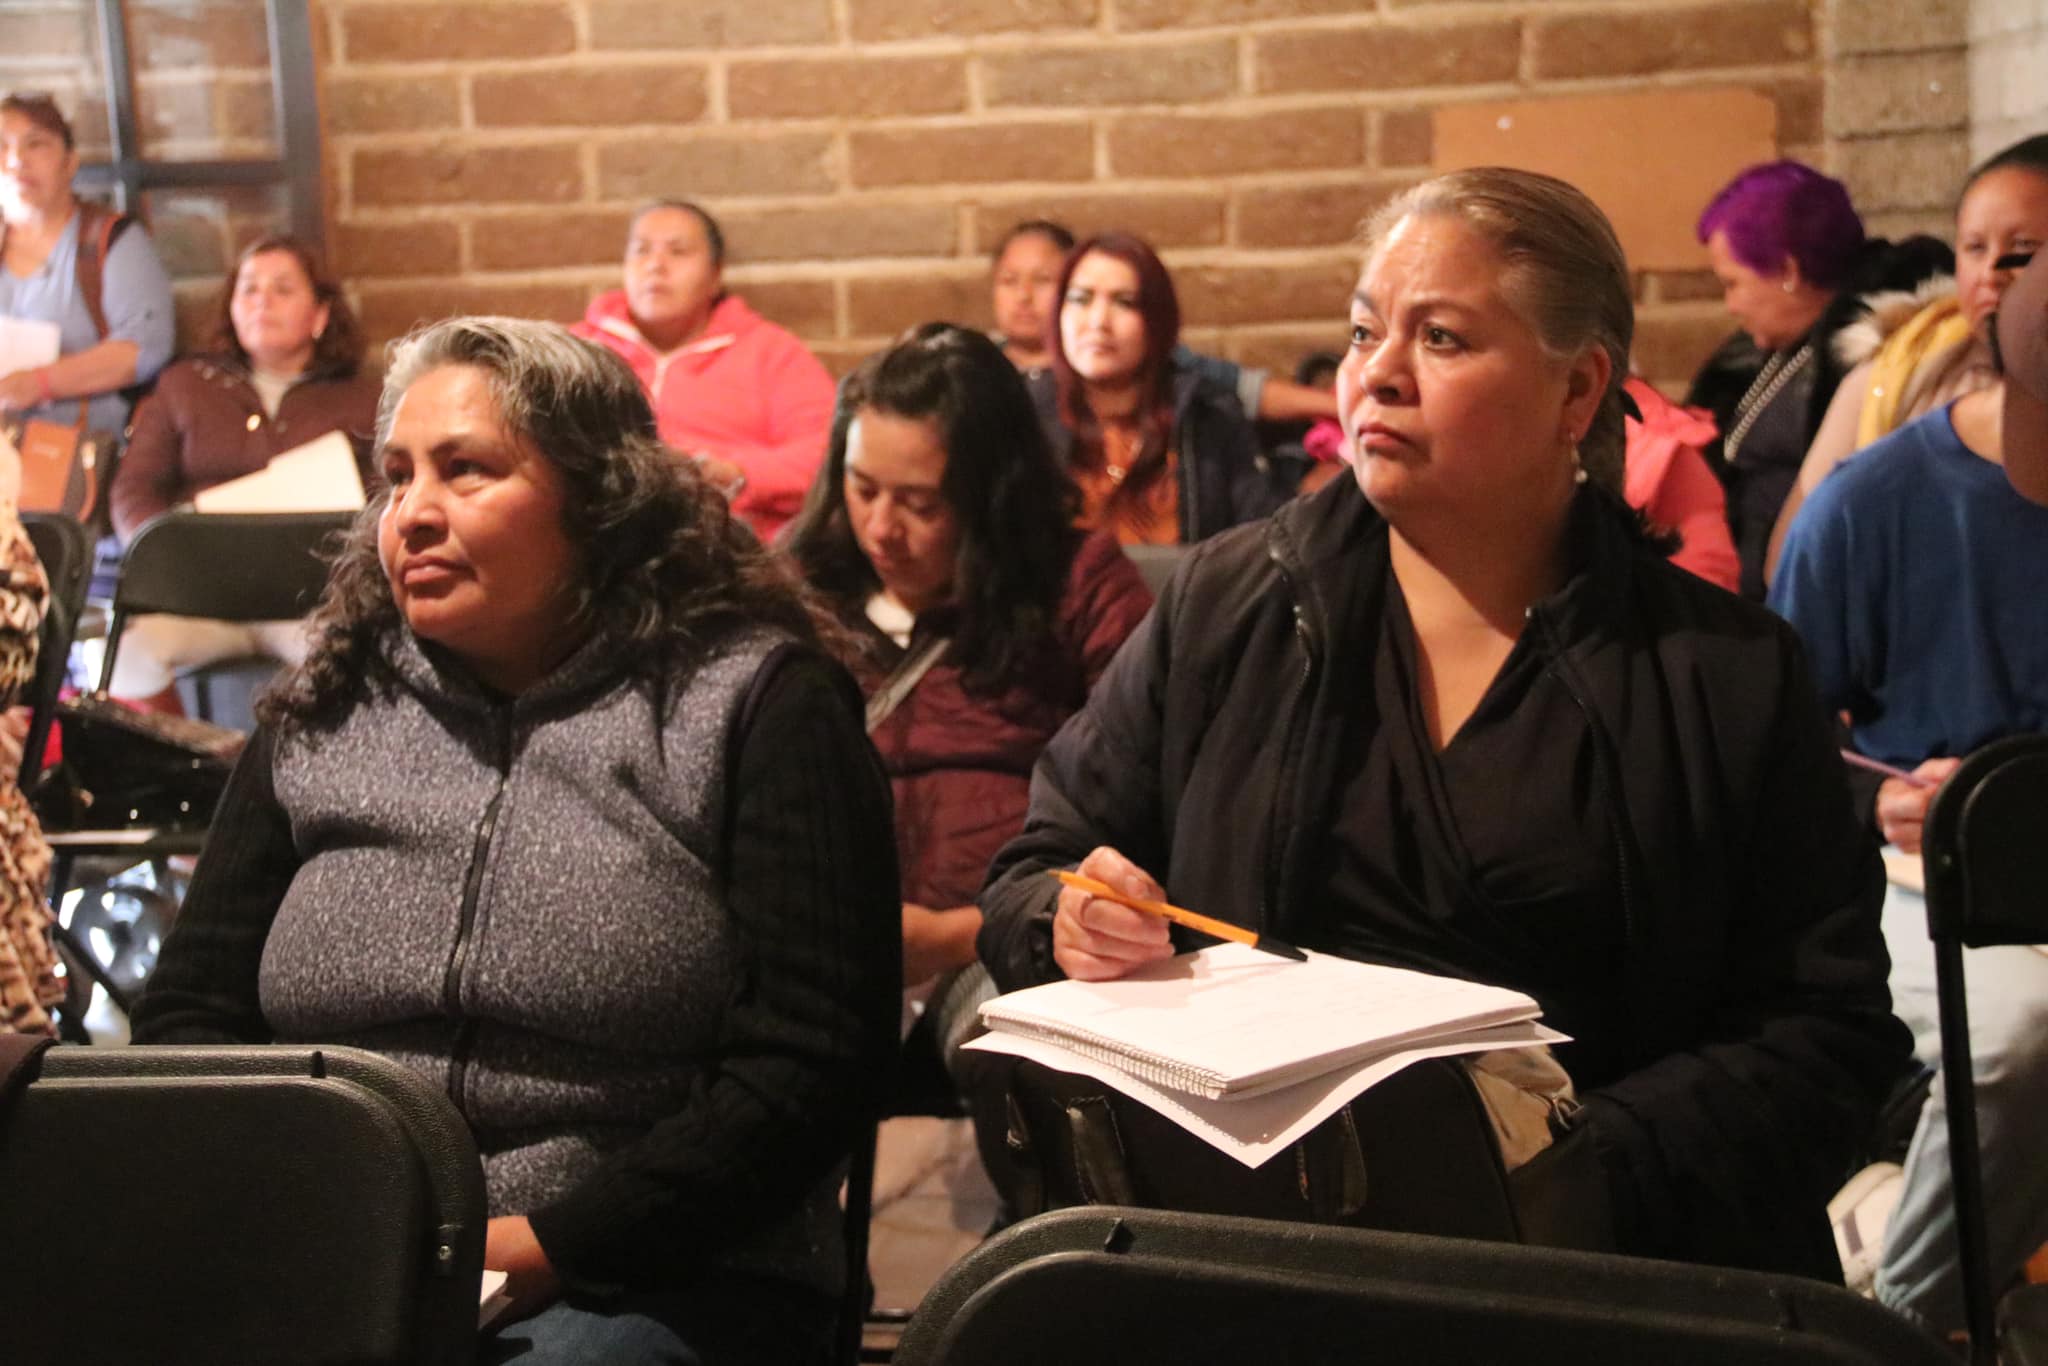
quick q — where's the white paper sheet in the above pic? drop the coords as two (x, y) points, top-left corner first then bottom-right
(965, 1019), (1568, 1169)
(0, 316), (60, 381)
(193, 429), (365, 513)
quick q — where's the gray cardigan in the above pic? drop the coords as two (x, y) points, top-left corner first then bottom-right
(136, 624), (902, 1300)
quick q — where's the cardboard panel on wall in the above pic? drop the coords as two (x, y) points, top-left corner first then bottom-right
(1433, 90), (1778, 271)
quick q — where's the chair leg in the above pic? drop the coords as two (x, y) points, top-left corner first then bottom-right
(1936, 937), (1997, 1366)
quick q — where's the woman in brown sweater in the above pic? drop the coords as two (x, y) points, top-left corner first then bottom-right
(107, 235), (379, 709)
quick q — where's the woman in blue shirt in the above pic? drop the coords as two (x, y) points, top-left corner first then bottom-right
(0, 92), (173, 437)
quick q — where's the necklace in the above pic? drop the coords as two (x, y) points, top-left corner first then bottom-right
(1722, 341), (1814, 465)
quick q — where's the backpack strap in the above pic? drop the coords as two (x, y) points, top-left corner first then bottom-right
(73, 200), (133, 345)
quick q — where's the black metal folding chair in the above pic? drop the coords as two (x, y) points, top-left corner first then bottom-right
(892, 1206), (1955, 1366)
(0, 1044), (487, 1365)
(18, 512), (90, 788)
(97, 507), (353, 711)
(1922, 734), (2048, 1366)
(44, 510), (350, 1024)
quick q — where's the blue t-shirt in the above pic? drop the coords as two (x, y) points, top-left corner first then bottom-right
(0, 207), (175, 433)
(1770, 404), (2048, 768)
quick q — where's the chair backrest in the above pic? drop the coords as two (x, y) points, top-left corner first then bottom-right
(98, 509), (354, 693)
(1918, 733), (2048, 1364)
(18, 512), (90, 785)
(892, 1207), (1957, 1366)
(0, 1044), (487, 1366)
(1924, 734), (2048, 950)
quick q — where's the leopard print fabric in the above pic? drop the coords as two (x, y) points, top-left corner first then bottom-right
(0, 508), (53, 1035)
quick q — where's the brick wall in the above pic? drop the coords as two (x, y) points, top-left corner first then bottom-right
(1968, 0), (2048, 162)
(0, 0), (1981, 392)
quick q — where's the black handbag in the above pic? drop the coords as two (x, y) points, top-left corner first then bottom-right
(962, 1051), (1615, 1253)
(33, 694), (243, 830)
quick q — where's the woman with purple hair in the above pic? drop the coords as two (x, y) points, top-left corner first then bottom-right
(1687, 161), (1949, 598)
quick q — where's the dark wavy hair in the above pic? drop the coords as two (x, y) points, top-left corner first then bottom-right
(1, 91), (74, 150)
(1962, 133), (2048, 205)
(1049, 232), (1182, 508)
(784, 323), (1079, 692)
(261, 316), (832, 730)
(214, 234), (365, 377)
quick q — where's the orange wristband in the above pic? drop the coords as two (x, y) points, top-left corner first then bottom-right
(34, 367), (53, 403)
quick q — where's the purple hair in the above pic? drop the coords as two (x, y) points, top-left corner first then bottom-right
(1696, 161), (1866, 291)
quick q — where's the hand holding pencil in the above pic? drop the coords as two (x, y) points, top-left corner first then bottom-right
(1050, 846), (1178, 982)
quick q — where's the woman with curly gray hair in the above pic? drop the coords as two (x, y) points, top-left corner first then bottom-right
(135, 317), (900, 1364)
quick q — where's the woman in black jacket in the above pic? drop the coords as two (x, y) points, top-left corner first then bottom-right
(978, 168), (1912, 1280)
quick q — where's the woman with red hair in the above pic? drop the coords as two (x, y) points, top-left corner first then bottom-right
(1031, 232), (1280, 544)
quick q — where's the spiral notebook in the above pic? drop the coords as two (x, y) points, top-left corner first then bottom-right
(977, 943), (1542, 1102)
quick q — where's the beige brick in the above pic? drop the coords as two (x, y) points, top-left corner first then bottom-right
(1115, 0), (1370, 29)
(810, 339), (878, 377)
(1865, 208), (1955, 244)
(133, 3), (272, 69)
(1836, 132), (1973, 212)
(586, 0), (834, 50)
(968, 191), (1225, 251)
(1376, 108), (1433, 168)
(323, 74), (461, 136)
(720, 203), (958, 262)
(333, 221), (464, 279)
(728, 278), (839, 337)
(1632, 309), (1734, 389)
(1761, 76), (1823, 147)
(846, 269), (993, 335)
(1835, 0), (1968, 55)
(358, 281), (591, 345)
(1109, 108), (1363, 178)
(1255, 19), (1520, 95)
(850, 123), (1092, 188)
(1531, 1), (1811, 81)
(138, 80), (217, 153)
(983, 39), (1237, 108)
(340, 3), (575, 63)
(470, 210), (634, 271)
(472, 67), (711, 129)
(152, 212), (229, 280)
(1234, 178), (1417, 250)
(1828, 52), (1968, 139)
(1175, 258), (1360, 327)
(597, 132), (836, 199)
(0, 7), (91, 59)
(727, 57), (967, 121)
(1224, 326), (1346, 377)
(850, 0), (1097, 42)
(218, 78), (276, 145)
(1641, 270), (1724, 305)
(354, 144), (584, 208)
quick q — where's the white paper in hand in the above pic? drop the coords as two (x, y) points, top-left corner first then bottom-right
(193, 429), (365, 513)
(0, 317), (60, 381)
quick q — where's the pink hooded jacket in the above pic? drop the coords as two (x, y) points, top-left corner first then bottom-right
(574, 291), (835, 541)
(1624, 377), (1741, 594)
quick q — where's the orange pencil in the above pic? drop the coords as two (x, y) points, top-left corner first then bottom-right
(1050, 870), (1308, 963)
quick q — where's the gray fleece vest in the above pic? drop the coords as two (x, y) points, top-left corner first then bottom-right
(257, 624), (834, 1284)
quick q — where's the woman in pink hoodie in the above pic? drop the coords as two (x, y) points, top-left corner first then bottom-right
(1622, 377), (1741, 592)
(573, 200), (836, 542)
